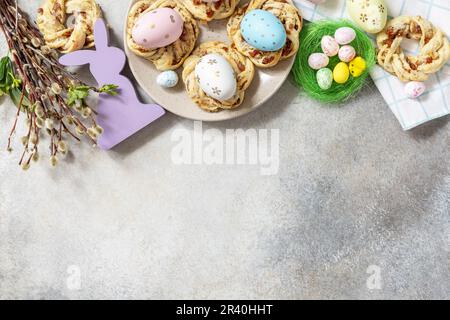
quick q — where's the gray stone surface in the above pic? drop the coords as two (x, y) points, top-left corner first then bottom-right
(0, 1), (449, 300)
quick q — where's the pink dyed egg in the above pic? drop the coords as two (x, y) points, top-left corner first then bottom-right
(132, 8), (183, 49)
(405, 81), (426, 99)
(334, 27), (356, 45)
(321, 35), (339, 57)
(338, 45), (356, 63)
(308, 53), (329, 70)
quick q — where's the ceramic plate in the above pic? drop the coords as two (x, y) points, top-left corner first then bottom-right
(124, 0), (294, 121)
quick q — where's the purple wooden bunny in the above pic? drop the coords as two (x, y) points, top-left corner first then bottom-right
(59, 19), (165, 150)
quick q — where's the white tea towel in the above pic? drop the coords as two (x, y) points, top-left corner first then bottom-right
(293, 0), (450, 130)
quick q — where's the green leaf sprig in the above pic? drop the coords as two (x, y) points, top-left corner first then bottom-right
(0, 56), (30, 109)
(67, 84), (119, 107)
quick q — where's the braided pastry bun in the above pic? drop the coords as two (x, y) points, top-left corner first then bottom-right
(182, 41), (255, 112)
(181, 0), (240, 22)
(377, 16), (450, 82)
(127, 0), (199, 71)
(227, 0), (302, 68)
(37, 0), (102, 53)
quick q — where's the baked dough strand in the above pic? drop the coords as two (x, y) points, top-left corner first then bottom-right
(181, 0), (240, 21)
(127, 0), (199, 71)
(37, 0), (102, 53)
(182, 41), (255, 112)
(377, 16), (450, 82)
(227, 0), (302, 68)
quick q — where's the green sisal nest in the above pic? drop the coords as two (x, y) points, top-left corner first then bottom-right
(292, 19), (376, 104)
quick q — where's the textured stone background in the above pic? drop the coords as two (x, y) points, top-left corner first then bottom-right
(0, 1), (449, 300)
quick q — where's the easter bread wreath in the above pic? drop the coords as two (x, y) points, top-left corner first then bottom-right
(182, 41), (255, 112)
(126, 0), (199, 71)
(227, 0), (302, 68)
(37, 0), (102, 53)
(377, 16), (450, 82)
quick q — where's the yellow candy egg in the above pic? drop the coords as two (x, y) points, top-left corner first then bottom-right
(349, 56), (367, 77)
(333, 62), (350, 84)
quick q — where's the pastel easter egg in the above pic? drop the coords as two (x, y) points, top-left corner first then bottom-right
(195, 53), (237, 101)
(349, 56), (366, 77)
(240, 9), (287, 52)
(157, 70), (179, 88)
(347, 0), (387, 34)
(307, 0), (327, 3)
(321, 35), (339, 57)
(308, 53), (329, 70)
(132, 8), (184, 49)
(333, 62), (350, 84)
(316, 68), (333, 90)
(338, 45), (356, 63)
(334, 27), (356, 45)
(405, 81), (426, 99)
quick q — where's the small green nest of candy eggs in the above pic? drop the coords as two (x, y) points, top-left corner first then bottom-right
(293, 20), (376, 104)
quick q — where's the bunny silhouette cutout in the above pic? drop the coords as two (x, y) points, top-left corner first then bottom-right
(59, 19), (165, 150)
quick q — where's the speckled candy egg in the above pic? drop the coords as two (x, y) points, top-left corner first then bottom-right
(405, 81), (426, 99)
(308, 53), (329, 70)
(195, 53), (237, 101)
(347, 0), (387, 34)
(240, 9), (287, 52)
(334, 27), (356, 45)
(349, 56), (367, 77)
(157, 70), (179, 88)
(132, 8), (184, 49)
(316, 68), (333, 90)
(321, 35), (339, 57)
(333, 62), (350, 84)
(338, 45), (356, 63)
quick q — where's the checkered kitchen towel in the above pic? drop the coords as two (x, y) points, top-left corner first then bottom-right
(293, 0), (450, 130)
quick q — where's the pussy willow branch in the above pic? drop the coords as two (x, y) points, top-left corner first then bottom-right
(0, 0), (101, 169)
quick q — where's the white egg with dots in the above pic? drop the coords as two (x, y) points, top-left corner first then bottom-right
(347, 0), (387, 34)
(338, 45), (356, 63)
(195, 53), (237, 102)
(334, 27), (356, 45)
(405, 81), (426, 99)
(308, 53), (329, 70)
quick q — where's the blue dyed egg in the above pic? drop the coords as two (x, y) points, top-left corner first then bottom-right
(157, 70), (179, 88)
(240, 9), (286, 52)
